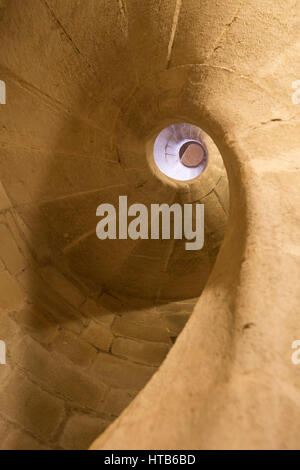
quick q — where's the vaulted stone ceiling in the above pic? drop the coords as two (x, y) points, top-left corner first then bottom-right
(0, 0), (230, 301)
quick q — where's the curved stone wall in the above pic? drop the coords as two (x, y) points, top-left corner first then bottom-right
(0, 0), (229, 449)
(91, 0), (300, 450)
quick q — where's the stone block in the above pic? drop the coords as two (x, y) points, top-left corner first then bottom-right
(0, 270), (26, 312)
(81, 321), (114, 352)
(81, 298), (115, 326)
(102, 388), (136, 416)
(0, 224), (26, 274)
(112, 316), (171, 344)
(92, 352), (156, 390)
(1, 429), (50, 450)
(53, 330), (97, 367)
(112, 337), (170, 366)
(121, 308), (162, 327)
(38, 265), (85, 308)
(14, 336), (107, 410)
(12, 306), (58, 344)
(59, 413), (109, 450)
(0, 373), (65, 439)
(0, 415), (11, 442)
(162, 312), (191, 336)
(0, 182), (11, 212)
(17, 269), (86, 334)
(100, 293), (123, 313)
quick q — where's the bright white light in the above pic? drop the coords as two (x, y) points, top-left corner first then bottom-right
(0, 81), (6, 105)
(153, 123), (208, 181)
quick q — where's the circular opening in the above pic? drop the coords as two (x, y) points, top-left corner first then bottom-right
(179, 141), (206, 168)
(153, 123), (209, 181)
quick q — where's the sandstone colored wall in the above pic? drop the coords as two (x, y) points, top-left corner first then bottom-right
(91, 0), (300, 450)
(0, 225), (198, 449)
(0, 0), (229, 449)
